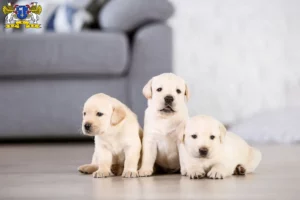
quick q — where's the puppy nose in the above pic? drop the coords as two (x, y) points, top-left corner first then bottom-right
(199, 147), (208, 156)
(164, 95), (174, 103)
(84, 123), (91, 131)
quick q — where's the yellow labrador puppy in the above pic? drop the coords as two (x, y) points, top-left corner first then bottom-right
(78, 93), (142, 178)
(138, 73), (189, 177)
(179, 115), (262, 179)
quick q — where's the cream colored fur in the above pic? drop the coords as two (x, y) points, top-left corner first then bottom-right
(179, 115), (262, 179)
(138, 73), (189, 177)
(78, 93), (142, 178)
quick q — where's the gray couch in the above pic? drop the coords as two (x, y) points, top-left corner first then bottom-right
(0, 0), (174, 140)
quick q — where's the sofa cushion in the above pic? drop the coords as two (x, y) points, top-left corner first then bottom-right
(99, 0), (174, 32)
(0, 32), (128, 77)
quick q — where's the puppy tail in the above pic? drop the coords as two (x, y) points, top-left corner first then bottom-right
(246, 147), (262, 173)
(78, 164), (98, 174)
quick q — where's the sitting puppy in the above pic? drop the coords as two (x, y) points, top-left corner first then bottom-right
(179, 115), (262, 179)
(78, 93), (142, 178)
(138, 73), (189, 177)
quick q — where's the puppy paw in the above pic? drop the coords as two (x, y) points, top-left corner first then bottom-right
(207, 168), (226, 179)
(138, 169), (153, 177)
(234, 164), (246, 175)
(181, 168), (187, 176)
(122, 170), (138, 178)
(78, 164), (98, 174)
(187, 170), (206, 179)
(93, 170), (113, 178)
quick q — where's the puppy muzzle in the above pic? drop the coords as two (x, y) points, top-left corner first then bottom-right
(160, 105), (175, 113)
(159, 95), (176, 113)
(199, 147), (209, 158)
(82, 122), (94, 135)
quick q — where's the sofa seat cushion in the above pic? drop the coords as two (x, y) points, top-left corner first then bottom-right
(0, 32), (128, 77)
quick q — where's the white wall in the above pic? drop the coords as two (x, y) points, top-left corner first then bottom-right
(169, 0), (300, 124)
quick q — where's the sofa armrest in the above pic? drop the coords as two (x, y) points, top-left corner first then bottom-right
(128, 23), (173, 124)
(99, 0), (174, 32)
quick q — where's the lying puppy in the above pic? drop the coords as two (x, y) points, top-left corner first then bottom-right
(138, 73), (189, 177)
(179, 115), (262, 179)
(78, 93), (142, 178)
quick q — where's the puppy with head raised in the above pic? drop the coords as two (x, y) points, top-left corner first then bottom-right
(78, 93), (142, 178)
(179, 115), (262, 179)
(138, 73), (189, 177)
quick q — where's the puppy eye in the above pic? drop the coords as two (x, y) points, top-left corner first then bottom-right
(83, 112), (86, 116)
(191, 134), (197, 139)
(96, 112), (103, 117)
(210, 135), (215, 140)
(176, 89), (181, 94)
(157, 88), (162, 92)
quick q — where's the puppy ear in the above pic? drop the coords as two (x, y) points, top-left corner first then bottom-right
(184, 83), (190, 101)
(219, 123), (227, 143)
(142, 78), (153, 99)
(111, 105), (126, 126)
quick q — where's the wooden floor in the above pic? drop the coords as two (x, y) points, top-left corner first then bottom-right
(0, 144), (299, 200)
